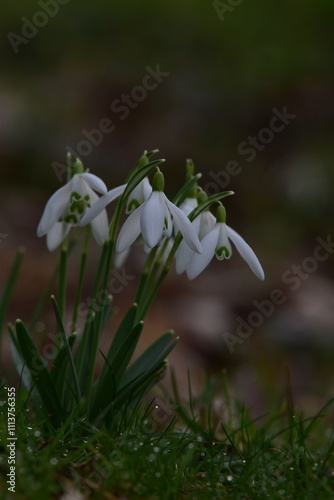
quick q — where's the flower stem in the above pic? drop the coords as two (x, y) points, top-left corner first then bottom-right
(135, 246), (158, 304)
(136, 237), (181, 321)
(71, 227), (90, 333)
(58, 238), (69, 322)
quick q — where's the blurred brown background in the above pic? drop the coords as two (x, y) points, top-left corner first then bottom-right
(1, 0), (334, 416)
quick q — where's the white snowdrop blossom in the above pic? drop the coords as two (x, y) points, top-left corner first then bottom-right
(116, 171), (203, 255)
(37, 173), (121, 251)
(185, 205), (265, 281)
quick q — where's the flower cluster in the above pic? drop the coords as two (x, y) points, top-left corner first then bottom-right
(38, 153), (264, 280)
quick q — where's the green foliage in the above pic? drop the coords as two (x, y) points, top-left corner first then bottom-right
(1, 377), (334, 499)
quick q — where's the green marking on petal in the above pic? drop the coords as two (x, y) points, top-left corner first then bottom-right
(64, 214), (78, 224)
(216, 246), (230, 259)
(128, 199), (140, 212)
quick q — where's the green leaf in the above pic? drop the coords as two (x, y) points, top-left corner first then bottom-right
(91, 321), (144, 420)
(172, 174), (202, 207)
(121, 158), (165, 204)
(99, 303), (138, 381)
(120, 331), (177, 390)
(51, 296), (80, 405)
(0, 248), (24, 338)
(189, 190), (234, 221)
(14, 320), (64, 424)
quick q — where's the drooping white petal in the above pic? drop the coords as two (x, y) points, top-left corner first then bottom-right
(142, 176), (153, 200)
(116, 205), (143, 254)
(86, 189), (109, 245)
(113, 247), (130, 269)
(175, 214), (203, 274)
(186, 224), (220, 280)
(162, 193), (173, 238)
(126, 177), (152, 213)
(46, 221), (71, 251)
(91, 210), (109, 245)
(198, 211), (216, 239)
(140, 191), (164, 248)
(175, 239), (195, 274)
(80, 184), (126, 226)
(215, 223), (233, 260)
(37, 183), (72, 236)
(165, 196), (202, 254)
(80, 172), (108, 194)
(179, 197), (198, 217)
(226, 225), (265, 280)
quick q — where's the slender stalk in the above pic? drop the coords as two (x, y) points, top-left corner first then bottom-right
(136, 237), (181, 321)
(74, 242), (109, 375)
(58, 238), (69, 322)
(51, 296), (81, 404)
(71, 227), (90, 333)
(134, 246), (158, 304)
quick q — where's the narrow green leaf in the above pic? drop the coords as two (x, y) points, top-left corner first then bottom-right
(189, 190), (234, 221)
(120, 332), (178, 390)
(91, 322), (144, 420)
(0, 248), (24, 338)
(121, 159), (165, 202)
(51, 296), (80, 404)
(99, 303), (138, 381)
(172, 174), (202, 206)
(14, 320), (63, 423)
(50, 332), (76, 385)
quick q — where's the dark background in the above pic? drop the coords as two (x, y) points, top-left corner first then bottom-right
(1, 0), (334, 415)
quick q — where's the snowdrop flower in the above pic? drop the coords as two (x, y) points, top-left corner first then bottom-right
(116, 170), (203, 255)
(185, 205), (265, 280)
(37, 172), (123, 251)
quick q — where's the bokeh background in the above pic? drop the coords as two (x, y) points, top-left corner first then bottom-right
(1, 0), (334, 416)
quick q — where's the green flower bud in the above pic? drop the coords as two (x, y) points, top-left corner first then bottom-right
(216, 204), (226, 223)
(152, 169), (165, 192)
